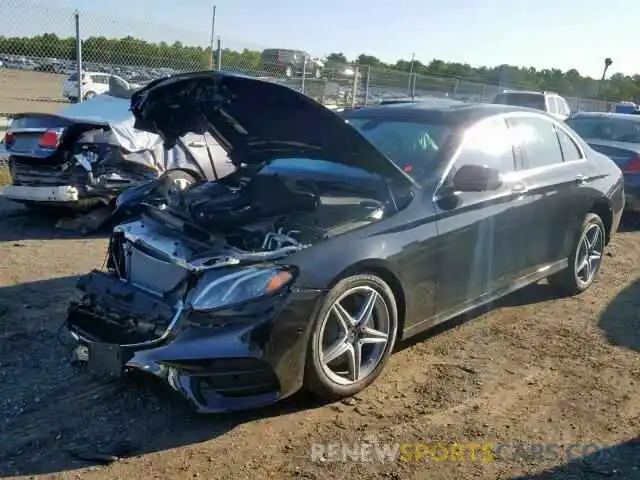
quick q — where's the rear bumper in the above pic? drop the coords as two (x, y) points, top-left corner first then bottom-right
(624, 177), (640, 212)
(0, 184), (80, 202)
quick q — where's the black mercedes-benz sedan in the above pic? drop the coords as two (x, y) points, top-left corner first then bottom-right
(65, 71), (625, 413)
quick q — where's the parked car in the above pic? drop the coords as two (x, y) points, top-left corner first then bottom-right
(260, 48), (323, 78)
(611, 101), (638, 114)
(1, 77), (233, 231)
(65, 71), (624, 413)
(566, 112), (640, 212)
(492, 90), (572, 121)
(62, 71), (139, 102)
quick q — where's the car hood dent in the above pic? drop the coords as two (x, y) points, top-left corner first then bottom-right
(130, 71), (415, 185)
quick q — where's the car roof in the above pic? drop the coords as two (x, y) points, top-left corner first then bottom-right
(569, 112), (640, 121)
(69, 71), (109, 76)
(499, 90), (560, 96)
(340, 102), (550, 126)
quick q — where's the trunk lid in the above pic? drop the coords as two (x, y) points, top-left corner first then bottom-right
(129, 71), (415, 185)
(585, 139), (640, 169)
(4, 114), (72, 159)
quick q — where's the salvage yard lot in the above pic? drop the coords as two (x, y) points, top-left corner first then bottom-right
(0, 204), (638, 479)
(0, 69), (67, 115)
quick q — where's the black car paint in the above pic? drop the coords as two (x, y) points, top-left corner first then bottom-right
(66, 72), (625, 413)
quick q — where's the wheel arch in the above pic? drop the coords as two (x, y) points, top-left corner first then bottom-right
(589, 197), (613, 244)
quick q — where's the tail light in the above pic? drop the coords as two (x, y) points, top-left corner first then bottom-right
(4, 131), (15, 146)
(38, 130), (61, 149)
(624, 155), (640, 173)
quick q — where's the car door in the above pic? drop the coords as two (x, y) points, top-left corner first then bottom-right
(433, 115), (531, 316)
(507, 114), (586, 273)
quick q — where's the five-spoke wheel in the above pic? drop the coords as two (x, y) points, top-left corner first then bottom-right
(304, 274), (398, 399)
(549, 213), (606, 295)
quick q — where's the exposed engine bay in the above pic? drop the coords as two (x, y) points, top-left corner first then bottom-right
(110, 167), (392, 275)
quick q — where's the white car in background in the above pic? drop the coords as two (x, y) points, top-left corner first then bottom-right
(492, 90), (572, 121)
(63, 72), (136, 102)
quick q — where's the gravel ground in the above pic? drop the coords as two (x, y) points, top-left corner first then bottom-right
(0, 69), (68, 115)
(0, 199), (639, 480)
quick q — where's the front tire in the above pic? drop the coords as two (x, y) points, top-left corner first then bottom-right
(548, 213), (606, 295)
(304, 274), (398, 400)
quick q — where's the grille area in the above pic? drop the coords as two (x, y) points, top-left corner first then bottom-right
(108, 232), (189, 295)
(10, 157), (89, 187)
(67, 271), (177, 345)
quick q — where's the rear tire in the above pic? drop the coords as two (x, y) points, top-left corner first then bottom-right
(83, 91), (96, 100)
(304, 274), (398, 401)
(548, 213), (606, 295)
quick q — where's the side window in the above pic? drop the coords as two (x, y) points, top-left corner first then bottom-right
(455, 117), (515, 173)
(555, 126), (583, 162)
(511, 116), (564, 168)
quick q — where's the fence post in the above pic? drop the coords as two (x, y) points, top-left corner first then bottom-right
(301, 56), (306, 94)
(74, 10), (83, 103)
(351, 65), (360, 108)
(216, 37), (222, 70)
(364, 65), (370, 105)
(410, 73), (416, 100)
(453, 78), (459, 97)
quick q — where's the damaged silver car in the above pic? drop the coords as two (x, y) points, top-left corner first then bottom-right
(1, 77), (233, 230)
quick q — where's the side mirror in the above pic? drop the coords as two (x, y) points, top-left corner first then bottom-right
(451, 164), (502, 192)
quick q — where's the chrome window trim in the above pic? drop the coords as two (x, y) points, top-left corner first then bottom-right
(432, 111), (588, 202)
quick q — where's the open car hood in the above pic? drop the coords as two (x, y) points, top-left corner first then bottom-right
(130, 71), (414, 184)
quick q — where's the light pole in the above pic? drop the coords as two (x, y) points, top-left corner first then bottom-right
(598, 57), (612, 96)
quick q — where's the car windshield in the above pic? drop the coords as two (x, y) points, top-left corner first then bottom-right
(566, 116), (640, 143)
(493, 93), (546, 110)
(344, 118), (452, 180)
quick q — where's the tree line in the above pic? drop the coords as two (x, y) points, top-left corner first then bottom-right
(0, 33), (636, 101)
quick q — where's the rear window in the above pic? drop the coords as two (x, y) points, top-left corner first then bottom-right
(566, 116), (640, 143)
(343, 117), (453, 180)
(493, 93), (546, 111)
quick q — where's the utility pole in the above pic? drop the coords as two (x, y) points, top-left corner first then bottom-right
(407, 52), (415, 99)
(209, 5), (217, 69)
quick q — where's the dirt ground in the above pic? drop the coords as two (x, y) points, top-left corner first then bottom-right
(0, 198), (639, 480)
(0, 69), (68, 115)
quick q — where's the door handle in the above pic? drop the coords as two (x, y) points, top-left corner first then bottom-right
(575, 174), (587, 184)
(188, 141), (206, 148)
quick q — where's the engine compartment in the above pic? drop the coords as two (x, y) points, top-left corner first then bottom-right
(121, 166), (392, 269)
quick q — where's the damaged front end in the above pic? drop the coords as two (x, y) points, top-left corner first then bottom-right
(65, 71), (412, 412)
(67, 159), (394, 411)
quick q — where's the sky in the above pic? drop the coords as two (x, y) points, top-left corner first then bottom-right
(4, 0), (640, 79)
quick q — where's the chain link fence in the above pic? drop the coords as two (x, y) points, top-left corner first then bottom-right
(0, 0), (619, 132)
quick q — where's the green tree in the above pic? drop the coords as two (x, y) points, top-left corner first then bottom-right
(0, 33), (638, 102)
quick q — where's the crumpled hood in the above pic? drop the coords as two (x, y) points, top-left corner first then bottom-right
(129, 71), (414, 184)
